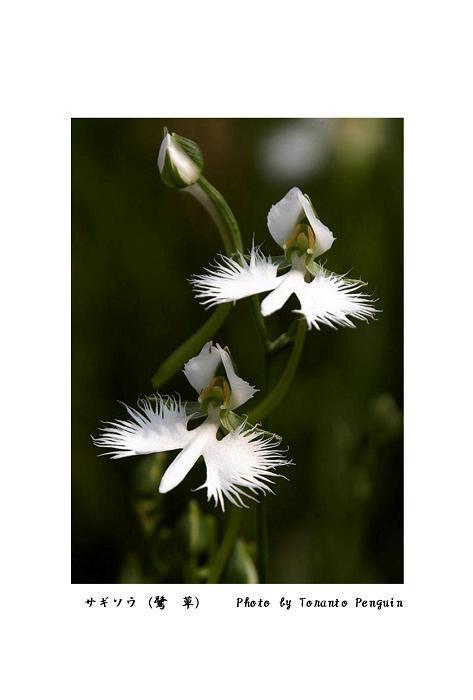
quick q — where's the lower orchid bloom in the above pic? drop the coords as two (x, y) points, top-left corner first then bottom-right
(191, 186), (378, 330)
(93, 342), (291, 510)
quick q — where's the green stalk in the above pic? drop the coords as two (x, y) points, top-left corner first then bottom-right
(250, 321), (306, 583)
(159, 163), (285, 583)
(206, 506), (242, 583)
(192, 176), (243, 252)
(151, 174), (244, 388)
(249, 296), (269, 354)
(248, 320), (307, 424)
(257, 498), (269, 583)
(190, 177), (268, 350)
(191, 177), (274, 584)
(151, 303), (231, 388)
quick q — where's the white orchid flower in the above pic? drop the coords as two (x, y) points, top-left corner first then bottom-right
(93, 342), (290, 510)
(191, 187), (378, 330)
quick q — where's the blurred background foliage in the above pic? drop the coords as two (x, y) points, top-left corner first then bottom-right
(72, 118), (403, 583)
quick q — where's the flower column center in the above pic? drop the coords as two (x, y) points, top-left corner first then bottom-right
(283, 224), (316, 262)
(198, 376), (231, 413)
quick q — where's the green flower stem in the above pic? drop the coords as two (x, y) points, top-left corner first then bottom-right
(266, 320), (299, 356)
(250, 320), (306, 583)
(151, 172), (244, 388)
(189, 176), (272, 585)
(206, 506), (242, 583)
(193, 176), (243, 253)
(159, 167), (283, 585)
(250, 296), (270, 356)
(257, 498), (269, 583)
(151, 304), (231, 388)
(248, 320), (307, 424)
(188, 178), (274, 584)
(190, 177), (268, 349)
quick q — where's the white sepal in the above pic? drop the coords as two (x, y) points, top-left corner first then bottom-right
(267, 187), (304, 247)
(93, 396), (191, 459)
(191, 244), (280, 308)
(267, 186), (334, 256)
(183, 341), (221, 393)
(199, 424), (292, 510)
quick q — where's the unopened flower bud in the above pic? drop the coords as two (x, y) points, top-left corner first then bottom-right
(157, 128), (204, 188)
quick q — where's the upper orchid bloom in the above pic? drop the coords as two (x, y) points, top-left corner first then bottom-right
(267, 186), (335, 258)
(191, 187), (378, 330)
(93, 342), (290, 510)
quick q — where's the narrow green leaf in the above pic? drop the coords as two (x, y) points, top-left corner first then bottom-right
(177, 499), (211, 557)
(206, 506), (242, 583)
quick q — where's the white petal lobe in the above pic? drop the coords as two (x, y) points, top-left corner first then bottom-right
(191, 245), (280, 307)
(159, 419), (217, 494)
(93, 396), (191, 459)
(260, 270), (301, 317)
(183, 341), (221, 393)
(200, 425), (291, 510)
(295, 269), (379, 330)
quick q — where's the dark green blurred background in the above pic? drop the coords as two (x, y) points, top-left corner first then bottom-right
(72, 118), (403, 584)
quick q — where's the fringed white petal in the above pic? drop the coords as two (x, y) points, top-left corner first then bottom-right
(216, 344), (257, 409)
(93, 395), (191, 459)
(159, 418), (218, 494)
(183, 341), (221, 393)
(200, 425), (291, 510)
(267, 186), (334, 257)
(294, 268), (379, 330)
(191, 245), (280, 308)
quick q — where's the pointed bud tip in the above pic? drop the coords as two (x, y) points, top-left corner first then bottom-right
(157, 130), (204, 189)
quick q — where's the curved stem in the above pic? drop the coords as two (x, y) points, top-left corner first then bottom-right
(192, 177), (243, 252)
(248, 320), (307, 424)
(151, 174), (243, 388)
(257, 498), (268, 583)
(249, 296), (269, 354)
(189, 177), (268, 349)
(250, 320), (306, 584)
(163, 170), (276, 584)
(151, 303), (231, 388)
(206, 506), (242, 583)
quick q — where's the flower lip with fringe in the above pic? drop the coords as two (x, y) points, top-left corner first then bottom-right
(191, 186), (379, 330)
(93, 342), (291, 510)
